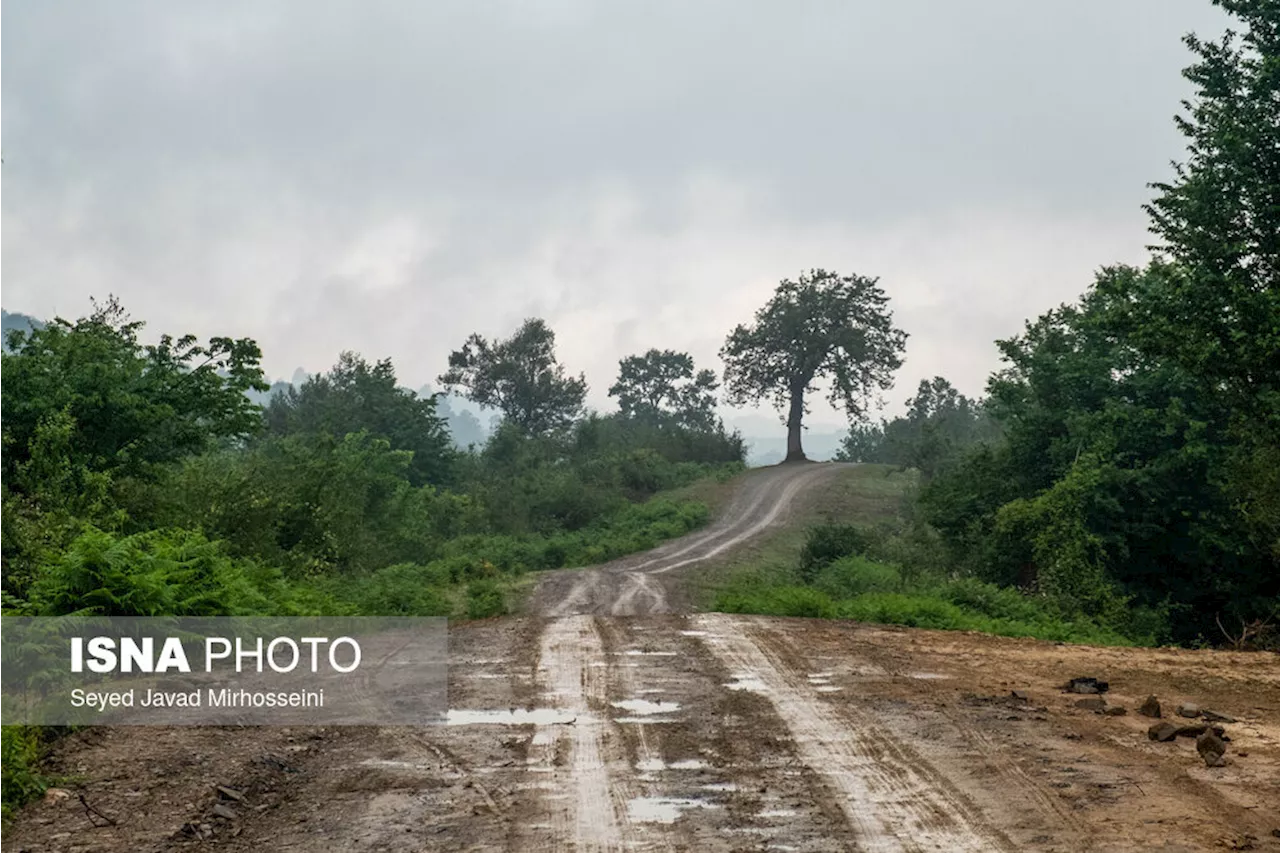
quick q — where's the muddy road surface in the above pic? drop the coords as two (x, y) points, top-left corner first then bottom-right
(10, 464), (1280, 852)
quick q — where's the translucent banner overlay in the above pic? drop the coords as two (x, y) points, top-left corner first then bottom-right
(1, 617), (447, 725)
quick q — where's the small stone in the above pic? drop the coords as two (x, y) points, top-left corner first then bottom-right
(1148, 722), (1178, 742)
(1197, 729), (1227, 767)
(1103, 706), (1127, 716)
(1065, 677), (1109, 694)
(1075, 696), (1107, 712)
(42, 788), (71, 804)
(216, 786), (246, 802)
(1011, 690), (1031, 701)
(212, 803), (237, 820)
(1175, 723), (1227, 739)
(1138, 695), (1162, 718)
(1176, 703), (1201, 718)
(1202, 710), (1237, 724)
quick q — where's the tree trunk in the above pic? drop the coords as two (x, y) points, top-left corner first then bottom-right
(785, 385), (807, 462)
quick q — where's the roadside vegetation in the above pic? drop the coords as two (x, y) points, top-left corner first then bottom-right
(712, 466), (1137, 647)
(0, 303), (742, 815)
(720, 1), (1278, 651)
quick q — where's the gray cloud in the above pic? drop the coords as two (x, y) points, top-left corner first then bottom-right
(2, 0), (1227, 425)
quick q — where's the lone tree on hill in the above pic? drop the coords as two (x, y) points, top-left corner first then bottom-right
(438, 318), (587, 436)
(721, 269), (907, 462)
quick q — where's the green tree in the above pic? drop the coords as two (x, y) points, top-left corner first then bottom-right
(609, 349), (719, 429)
(1130, 0), (1280, 560)
(1141, 0), (1279, 424)
(264, 352), (454, 486)
(922, 268), (1275, 641)
(1, 296), (266, 490)
(721, 270), (907, 461)
(439, 318), (587, 435)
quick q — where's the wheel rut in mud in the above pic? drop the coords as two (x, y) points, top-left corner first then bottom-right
(9, 463), (1279, 852)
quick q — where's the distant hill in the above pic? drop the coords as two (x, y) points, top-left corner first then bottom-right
(1, 309), (45, 349)
(738, 429), (846, 467)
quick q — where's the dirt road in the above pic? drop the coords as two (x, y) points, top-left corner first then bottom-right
(531, 462), (847, 617)
(10, 464), (1280, 852)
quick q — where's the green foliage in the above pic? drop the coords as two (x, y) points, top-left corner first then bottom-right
(2, 727), (48, 821)
(838, 377), (1001, 480)
(466, 580), (507, 619)
(439, 318), (587, 436)
(798, 523), (876, 582)
(264, 352), (455, 486)
(323, 563), (453, 617)
(139, 432), (482, 576)
(921, 266), (1277, 642)
(1142, 0), (1280, 428)
(1, 296), (266, 490)
(20, 527), (299, 617)
(714, 564), (1134, 646)
(721, 269), (908, 461)
(814, 556), (903, 598)
(609, 349), (720, 430)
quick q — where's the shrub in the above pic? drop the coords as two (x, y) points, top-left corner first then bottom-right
(345, 563), (453, 616)
(815, 556), (902, 598)
(466, 579), (507, 619)
(23, 527), (297, 617)
(799, 524), (876, 582)
(1, 726), (47, 821)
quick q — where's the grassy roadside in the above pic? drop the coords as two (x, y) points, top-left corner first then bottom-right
(702, 464), (1140, 646)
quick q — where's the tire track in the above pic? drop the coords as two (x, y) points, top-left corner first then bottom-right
(534, 616), (637, 852)
(541, 463), (847, 618)
(696, 613), (1014, 853)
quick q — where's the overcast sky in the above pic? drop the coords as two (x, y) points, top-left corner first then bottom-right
(2, 1), (1228, 429)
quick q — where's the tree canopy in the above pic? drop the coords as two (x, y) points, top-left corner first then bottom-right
(1, 296), (266, 489)
(439, 318), (587, 436)
(837, 377), (998, 480)
(721, 270), (907, 461)
(264, 351), (455, 486)
(609, 349), (720, 429)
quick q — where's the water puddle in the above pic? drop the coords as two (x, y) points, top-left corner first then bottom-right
(447, 708), (580, 725)
(759, 809), (799, 819)
(360, 759), (426, 771)
(679, 630), (710, 637)
(636, 758), (709, 772)
(908, 672), (951, 680)
(612, 698), (681, 715)
(724, 673), (768, 693)
(614, 716), (681, 724)
(622, 649), (679, 657)
(815, 686), (842, 693)
(808, 672), (835, 679)
(627, 796), (717, 824)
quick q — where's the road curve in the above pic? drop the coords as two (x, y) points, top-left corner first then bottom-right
(531, 462), (851, 617)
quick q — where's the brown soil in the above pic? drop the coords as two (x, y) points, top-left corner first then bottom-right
(9, 464), (1279, 852)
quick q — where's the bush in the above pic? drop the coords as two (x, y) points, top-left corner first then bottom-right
(715, 585), (837, 619)
(343, 563), (453, 616)
(815, 556), (902, 598)
(22, 527), (299, 617)
(466, 579), (507, 619)
(1, 726), (47, 821)
(799, 524), (876, 582)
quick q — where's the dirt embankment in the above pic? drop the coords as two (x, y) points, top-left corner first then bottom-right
(9, 463), (1280, 852)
